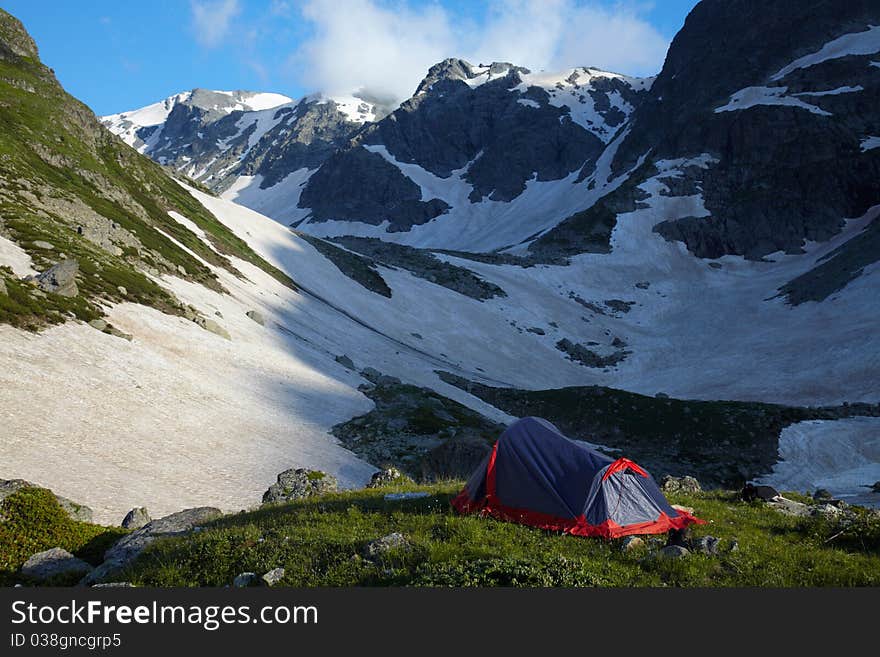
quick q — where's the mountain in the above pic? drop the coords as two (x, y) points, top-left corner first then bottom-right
(2, 2), (879, 525)
(102, 90), (392, 223)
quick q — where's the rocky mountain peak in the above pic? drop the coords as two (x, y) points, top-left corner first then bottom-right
(0, 9), (39, 60)
(414, 58), (529, 96)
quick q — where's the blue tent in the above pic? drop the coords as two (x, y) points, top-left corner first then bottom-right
(452, 417), (702, 538)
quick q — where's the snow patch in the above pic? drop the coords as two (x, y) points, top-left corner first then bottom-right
(714, 86), (831, 116)
(0, 235), (38, 277)
(221, 169), (314, 226)
(860, 136), (880, 151)
(773, 25), (880, 80)
(757, 418), (880, 507)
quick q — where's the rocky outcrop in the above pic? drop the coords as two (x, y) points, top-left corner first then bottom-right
(81, 507), (222, 585)
(366, 467), (405, 488)
(331, 375), (503, 480)
(33, 259), (78, 297)
(362, 532), (411, 558)
(121, 507), (151, 530)
(660, 475), (703, 494)
(262, 468), (338, 504)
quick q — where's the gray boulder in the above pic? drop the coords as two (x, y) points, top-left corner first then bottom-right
(194, 316), (231, 340)
(121, 507), (151, 530)
(21, 548), (93, 581)
(233, 572), (258, 588)
(660, 475), (702, 494)
(34, 259), (78, 297)
(658, 545), (690, 560)
(767, 496), (811, 517)
(81, 507), (222, 585)
(0, 479), (93, 522)
(261, 568), (285, 587)
(363, 532), (411, 558)
(692, 536), (721, 556)
(366, 467), (405, 488)
(262, 468), (338, 504)
(335, 354), (356, 370)
(620, 536), (646, 553)
(245, 310), (265, 326)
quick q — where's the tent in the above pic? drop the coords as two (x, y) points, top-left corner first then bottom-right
(451, 416), (703, 538)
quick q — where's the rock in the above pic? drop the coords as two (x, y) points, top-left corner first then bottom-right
(233, 572), (258, 588)
(335, 354), (356, 370)
(117, 286), (127, 296)
(366, 467), (405, 488)
(419, 437), (491, 482)
(261, 568), (285, 587)
(34, 259), (78, 297)
(742, 483), (779, 502)
(0, 479), (92, 522)
(0, 277), (7, 296)
(870, 482), (880, 493)
(91, 582), (134, 588)
(21, 548), (93, 581)
(766, 496), (811, 517)
(658, 545), (690, 560)
(813, 489), (833, 502)
(108, 327), (133, 341)
(81, 507), (222, 585)
(811, 503), (840, 518)
(729, 539), (739, 552)
(692, 536), (721, 556)
(620, 536), (645, 552)
(660, 475), (702, 494)
(363, 532), (411, 558)
(262, 468), (338, 504)
(377, 374), (401, 386)
(245, 310), (265, 326)
(194, 316), (231, 340)
(88, 319), (108, 331)
(360, 367), (383, 383)
(671, 504), (695, 515)
(121, 507), (151, 530)
(177, 264), (187, 276)
(33, 240), (55, 250)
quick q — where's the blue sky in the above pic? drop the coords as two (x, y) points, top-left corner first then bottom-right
(3, 0), (699, 116)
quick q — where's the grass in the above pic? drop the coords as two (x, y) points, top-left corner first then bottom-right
(112, 483), (880, 587)
(0, 10), (295, 330)
(0, 488), (127, 586)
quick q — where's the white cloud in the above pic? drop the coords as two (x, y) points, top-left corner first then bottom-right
(291, 0), (671, 105)
(191, 0), (241, 48)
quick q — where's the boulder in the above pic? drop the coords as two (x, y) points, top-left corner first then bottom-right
(81, 507), (222, 585)
(620, 536), (645, 552)
(360, 367), (383, 383)
(261, 568), (285, 587)
(658, 545), (690, 560)
(121, 507), (151, 530)
(34, 259), (78, 297)
(88, 319), (108, 332)
(117, 286), (128, 296)
(21, 548), (93, 581)
(0, 277), (7, 296)
(33, 240), (55, 250)
(262, 468), (338, 504)
(871, 482), (880, 494)
(245, 310), (265, 326)
(692, 536), (721, 556)
(766, 496), (811, 517)
(335, 354), (356, 370)
(233, 572), (258, 588)
(366, 467), (405, 488)
(742, 483), (780, 502)
(660, 475), (702, 494)
(419, 437), (491, 482)
(194, 316), (231, 340)
(362, 532), (410, 558)
(0, 479), (92, 522)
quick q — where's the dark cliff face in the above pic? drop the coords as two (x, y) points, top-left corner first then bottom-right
(296, 60), (649, 229)
(615, 0), (880, 261)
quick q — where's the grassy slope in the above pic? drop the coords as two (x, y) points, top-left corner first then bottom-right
(0, 9), (293, 329)
(0, 488), (127, 586)
(114, 482), (880, 587)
